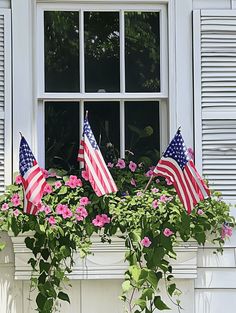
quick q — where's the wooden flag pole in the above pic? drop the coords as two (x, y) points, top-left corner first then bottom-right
(143, 175), (154, 193)
(85, 110), (88, 119)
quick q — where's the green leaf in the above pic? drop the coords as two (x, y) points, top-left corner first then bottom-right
(147, 271), (158, 289)
(44, 298), (53, 311)
(122, 280), (131, 292)
(129, 266), (141, 282)
(154, 296), (171, 310)
(41, 248), (50, 260)
(25, 237), (35, 251)
(39, 260), (51, 274)
(58, 186), (68, 195)
(36, 293), (47, 310)
(11, 217), (20, 236)
(134, 299), (146, 310)
(168, 283), (176, 296)
(58, 291), (70, 303)
(0, 242), (5, 251)
(141, 288), (154, 300)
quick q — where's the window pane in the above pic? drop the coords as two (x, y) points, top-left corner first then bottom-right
(84, 102), (120, 162)
(125, 12), (160, 92)
(125, 101), (160, 165)
(44, 11), (80, 92)
(45, 102), (79, 170)
(85, 12), (120, 92)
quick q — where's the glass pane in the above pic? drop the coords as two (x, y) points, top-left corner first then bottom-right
(45, 102), (79, 170)
(125, 12), (160, 92)
(125, 101), (160, 165)
(44, 11), (80, 92)
(85, 12), (120, 92)
(84, 102), (120, 162)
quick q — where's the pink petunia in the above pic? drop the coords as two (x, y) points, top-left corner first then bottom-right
(48, 216), (56, 225)
(13, 209), (20, 217)
(165, 177), (173, 186)
(163, 228), (174, 237)
(80, 197), (90, 206)
(152, 200), (159, 209)
(151, 188), (159, 193)
(92, 214), (110, 227)
(136, 191), (143, 197)
(75, 214), (84, 222)
(221, 225), (233, 239)
(1, 203), (9, 211)
(11, 197), (21, 207)
(159, 195), (169, 203)
(11, 193), (20, 201)
(140, 237), (152, 248)
(197, 209), (204, 215)
(156, 178), (160, 184)
(44, 206), (52, 215)
(44, 184), (53, 194)
(82, 171), (89, 181)
(130, 178), (136, 186)
(76, 206), (88, 218)
(54, 181), (62, 189)
(62, 207), (73, 219)
(116, 159), (126, 169)
(145, 170), (153, 177)
(15, 175), (22, 185)
(101, 214), (111, 224)
(107, 162), (114, 168)
(65, 175), (82, 189)
(56, 204), (66, 215)
(129, 161), (137, 172)
(41, 168), (49, 178)
(187, 147), (194, 161)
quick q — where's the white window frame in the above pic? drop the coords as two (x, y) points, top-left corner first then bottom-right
(36, 2), (169, 167)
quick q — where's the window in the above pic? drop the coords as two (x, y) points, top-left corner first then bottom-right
(37, 3), (168, 170)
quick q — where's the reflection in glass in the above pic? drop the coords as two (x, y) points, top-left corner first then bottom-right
(45, 102), (79, 170)
(125, 101), (160, 165)
(85, 12), (120, 92)
(44, 11), (80, 92)
(84, 102), (120, 162)
(125, 12), (160, 92)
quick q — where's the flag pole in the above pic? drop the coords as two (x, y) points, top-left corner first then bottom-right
(19, 132), (23, 138)
(85, 110), (88, 119)
(143, 175), (154, 193)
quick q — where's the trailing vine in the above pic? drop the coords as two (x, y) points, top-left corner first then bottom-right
(0, 160), (234, 313)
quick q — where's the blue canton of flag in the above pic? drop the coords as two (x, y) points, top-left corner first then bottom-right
(19, 136), (47, 215)
(154, 129), (210, 213)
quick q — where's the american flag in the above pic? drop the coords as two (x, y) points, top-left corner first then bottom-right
(154, 129), (210, 213)
(77, 118), (118, 196)
(19, 136), (47, 215)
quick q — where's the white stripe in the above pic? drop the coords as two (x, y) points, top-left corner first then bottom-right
(157, 157), (194, 210)
(183, 169), (200, 203)
(85, 137), (113, 193)
(28, 178), (45, 203)
(84, 150), (106, 195)
(24, 165), (42, 194)
(187, 164), (208, 198)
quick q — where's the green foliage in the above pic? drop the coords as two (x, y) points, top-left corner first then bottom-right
(0, 162), (234, 313)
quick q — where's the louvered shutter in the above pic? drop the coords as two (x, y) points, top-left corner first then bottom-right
(193, 10), (236, 202)
(0, 10), (11, 193)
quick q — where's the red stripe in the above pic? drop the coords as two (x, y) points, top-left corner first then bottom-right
(183, 168), (199, 206)
(156, 159), (193, 213)
(24, 170), (46, 202)
(188, 160), (210, 196)
(185, 165), (205, 201)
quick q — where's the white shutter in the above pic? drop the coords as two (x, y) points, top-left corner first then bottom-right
(194, 10), (236, 202)
(0, 10), (11, 193)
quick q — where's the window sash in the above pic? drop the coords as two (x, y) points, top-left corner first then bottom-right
(37, 3), (168, 98)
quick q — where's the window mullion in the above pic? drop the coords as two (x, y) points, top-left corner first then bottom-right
(120, 100), (125, 158)
(120, 10), (125, 93)
(79, 9), (85, 93)
(79, 100), (84, 140)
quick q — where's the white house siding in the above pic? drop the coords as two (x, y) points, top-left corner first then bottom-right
(0, 0), (235, 312)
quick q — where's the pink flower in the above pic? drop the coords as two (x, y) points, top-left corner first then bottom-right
(80, 197), (90, 206)
(156, 178), (160, 184)
(151, 188), (159, 193)
(107, 162), (114, 168)
(152, 200), (159, 209)
(1, 203), (9, 211)
(221, 225), (233, 239)
(65, 175), (82, 188)
(145, 170), (153, 177)
(163, 228), (174, 237)
(82, 171), (89, 181)
(165, 177), (173, 186)
(197, 209), (204, 215)
(92, 214), (110, 227)
(44, 184), (53, 194)
(130, 178), (136, 186)
(75, 214), (84, 222)
(76, 206), (88, 218)
(41, 168), (49, 178)
(129, 161), (137, 172)
(44, 206), (52, 215)
(11, 193), (19, 200)
(116, 159), (126, 169)
(62, 207), (73, 219)
(140, 237), (152, 248)
(15, 175), (22, 185)
(187, 147), (194, 160)
(56, 204), (66, 215)
(136, 191), (143, 197)
(54, 181), (62, 189)
(48, 216), (56, 225)
(13, 209), (20, 217)
(159, 195), (169, 203)
(11, 197), (21, 207)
